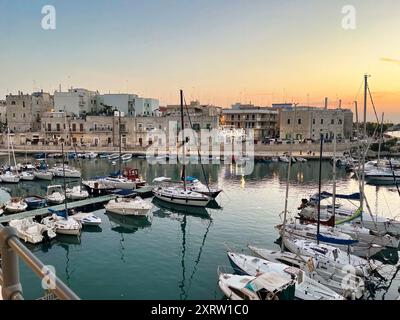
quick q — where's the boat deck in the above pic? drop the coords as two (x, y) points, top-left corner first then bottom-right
(0, 195), (116, 224)
(135, 185), (154, 198)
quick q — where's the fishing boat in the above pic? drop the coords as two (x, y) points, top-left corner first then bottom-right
(25, 196), (47, 210)
(218, 269), (296, 300)
(66, 185), (89, 200)
(20, 171), (35, 181)
(33, 170), (53, 181)
(41, 213), (81, 236)
(70, 211), (102, 226)
(5, 198), (28, 213)
(9, 218), (56, 244)
(121, 153), (133, 161)
(45, 185), (65, 204)
(247, 245), (365, 299)
(105, 197), (153, 216)
(227, 251), (344, 300)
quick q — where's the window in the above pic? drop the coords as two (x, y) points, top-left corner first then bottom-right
(231, 115), (234, 120)
(312, 118), (315, 125)
(11, 101), (15, 105)
(298, 118), (302, 125)
(56, 123), (61, 131)
(23, 113), (26, 118)
(23, 101), (25, 108)
(80, 123), (84, 132)
(47, 123), (51, 131)
(321, 119), (324, 124)
(287, 119), (291, 125)
(72, 123), (76, 131)
(331, 119), (334, 125)
(252, 114), (255, 120)
(339, 119), (343, 125)
(13, 113), (15, 118)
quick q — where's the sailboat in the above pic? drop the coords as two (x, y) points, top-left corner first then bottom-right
(0, 129), (20, 183)
(226, 251), (344, 300)
(41, 141), (81, 236)
(152, 90), (212, 208)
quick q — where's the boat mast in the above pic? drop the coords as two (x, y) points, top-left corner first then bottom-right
(180, 89), (186, 191)
(332, 112), (337, 222)
(317, 134), (324, 245)
(360, 75), (369, 223)
(7, 127), (10, 167)
(280, 103), (296, 252)
(377, 113), (384, 166)
(118, 109), (122, 176)
(61, 141), (68, 217)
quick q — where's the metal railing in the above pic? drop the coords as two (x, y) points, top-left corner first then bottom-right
(0, 226), (80, 300)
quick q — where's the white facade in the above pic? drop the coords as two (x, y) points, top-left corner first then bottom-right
(0, 101), (6, 124)
(102, 94), (159, 117)
(54, 88), (99, 116)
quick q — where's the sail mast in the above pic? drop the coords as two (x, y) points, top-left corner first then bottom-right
(61, 141), (68, 216)
(377, 113), (384, 165)
(332, 112), (337, 222)
(317, 134), (324, 245)
(360, 75), (369, 223)
(180, 89), (186, 191)
(7, 127), (10, 167)
(119, 109), (122, 176)
(280, 103), (296, 252)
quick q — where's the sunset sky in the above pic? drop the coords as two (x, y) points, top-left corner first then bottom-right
(1, 0), (400, 121)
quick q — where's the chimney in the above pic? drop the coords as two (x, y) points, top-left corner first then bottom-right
(324, 97), (328, 110)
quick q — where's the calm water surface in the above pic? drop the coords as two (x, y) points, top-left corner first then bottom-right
(1, 156), (399, 300)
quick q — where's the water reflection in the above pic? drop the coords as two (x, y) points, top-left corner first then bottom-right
(106, 212), (152, 234)
(152, 197), (210, 218)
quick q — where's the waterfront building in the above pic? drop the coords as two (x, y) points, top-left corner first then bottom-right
(0, 100), (6, 126)
(165, 100), (222, 118)
(54, 88), (101, 116)
(222, 103), (279, 142)
(102, 94), (159, 117)
(6, 90), (53, 133)
(279, 106), (353, 141)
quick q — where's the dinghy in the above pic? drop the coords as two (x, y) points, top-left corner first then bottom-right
(121, 154), (133, 161)
(25, 196), (47, 210)
(227, 251), (344, 300)
(71, 211), (102, 226)
(9, 218), (56, 244)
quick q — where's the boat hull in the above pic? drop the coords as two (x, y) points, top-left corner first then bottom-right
(153, 192), (210, 207)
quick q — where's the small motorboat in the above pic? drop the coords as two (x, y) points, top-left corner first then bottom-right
(105, 197), (153, 216)
(99, 153), (111, 159)
(84, 152), (98, 159)
(49, 166), (81, 178)
(9, 218), (56, 244)
(100, 177), (136, 189)
(0, 171), (20, 183)
(45, 185), (66, 204)
(71, 211), (102, 226)
(41, 213), (81, 236)
(66, 185), (89, 200)
(218, 268), (296, 300)
(20, 171), (35, 181)
(5, 197), (28, 213)
(296, 157), (307, 163)
(34, 170), (53, 181)
(25, 196), (47, 210)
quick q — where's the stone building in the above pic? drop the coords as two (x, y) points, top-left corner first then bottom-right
(0, 100), (6, 126)
(6, 91), (53, 133)
(279, 106), (353, 141)
(222, 104), (279, 142)
(54, 88), (101, 116)
(102, 94), (159, 117)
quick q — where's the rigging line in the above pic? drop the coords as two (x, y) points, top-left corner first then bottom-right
(182, 95), (211, 194)
(353, 79), (365, 103)
(367, 86), (381, 124)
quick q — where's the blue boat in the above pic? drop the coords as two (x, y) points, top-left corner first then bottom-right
(25, 196), (47, 210)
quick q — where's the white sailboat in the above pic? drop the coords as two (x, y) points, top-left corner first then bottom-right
(49, 166), (81, 178)
(0, 128), (20, 183)
(227, 251), (344, 300)
(41, 214), (81, 236)
(247, 245), (366, 299)
(9, 218), (57, 244)
(34, 170), (54, 181)
(152, 90), (212, 208)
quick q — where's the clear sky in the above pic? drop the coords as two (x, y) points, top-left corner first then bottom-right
(1, 0), (400, 121)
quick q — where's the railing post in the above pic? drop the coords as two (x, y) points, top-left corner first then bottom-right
(0, 227), (23, 300)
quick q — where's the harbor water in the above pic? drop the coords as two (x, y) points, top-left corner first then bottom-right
(1, 156), (399, 300)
